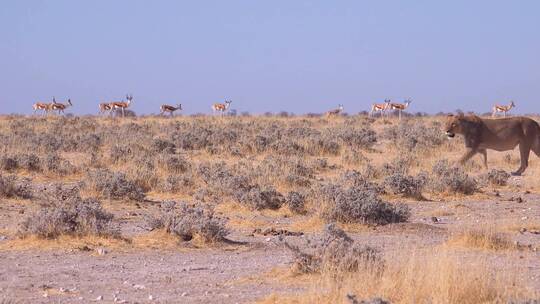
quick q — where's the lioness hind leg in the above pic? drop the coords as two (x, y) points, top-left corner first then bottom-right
(512, 142), (531, 176)
(532, 136), (540, 157)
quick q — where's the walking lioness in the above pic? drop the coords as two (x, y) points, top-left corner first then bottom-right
(445, 113), (540, 176)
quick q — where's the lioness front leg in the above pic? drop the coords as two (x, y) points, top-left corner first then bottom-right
(458, 148), (478, 165)
(512, 142), (531, 176)
(478, 149), (488, 169)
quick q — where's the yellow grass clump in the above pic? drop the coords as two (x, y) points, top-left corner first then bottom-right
(446, 229), (517, 251)
(258, 248), (529, 304)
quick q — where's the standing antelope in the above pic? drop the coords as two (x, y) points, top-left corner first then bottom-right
(32, 97), (56, 116)
(51, 99), (73, 115)
(492, 101), (515, 117)
(326, 104), (344, 117)
(389, 99), (412, 120)
(98, 103), (113, 116)
(370, 99), (391, 117)
(160, 104), (182, 117)
(110, 94), (133, 117)
(212, 100), (232, 116)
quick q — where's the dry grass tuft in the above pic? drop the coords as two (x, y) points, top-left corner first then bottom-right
(259, 248), (528, 304)
(446, 229), (516, 251)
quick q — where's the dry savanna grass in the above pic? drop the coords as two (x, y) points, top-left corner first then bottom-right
(0, 114), (538, 302)
(259, 248), (530, 304)
(446, 229), (517, 251)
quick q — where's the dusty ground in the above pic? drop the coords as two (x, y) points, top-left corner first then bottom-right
(1, 188), (539, 303)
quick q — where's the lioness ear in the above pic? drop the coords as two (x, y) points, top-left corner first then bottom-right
(457, 112), (465, 118)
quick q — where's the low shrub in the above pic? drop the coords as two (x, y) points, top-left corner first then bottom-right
(482, 169), (511, 186)
(147, 202), (228, 243)
(16, 153), (41, 171)
(285, 224), (384, 275)
(0, 174), (33, 199)
(237, 187), (285, 210)
(286, 191), (306, 214)
(86, 169), (145, 201)
(384, 172), (427, 199)
(19, 198), (117, 239)
(431, 160), (478, 194)
(319, 184), (409, 225)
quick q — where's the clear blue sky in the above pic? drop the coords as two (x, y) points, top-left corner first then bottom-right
(1, 1), (539, 115)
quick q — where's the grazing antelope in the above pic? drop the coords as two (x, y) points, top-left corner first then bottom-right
(492, 100), (515, 117)
(50, 99), (73, 115)
(110, 94), (133, 117)
(369, 99), (391, 117)
(326, 104), (344, 117)
(98, 103), (113, 116)
(389, 99), (412, 120)
(32, 97), (56, 116)
(212, 100), (232, 116)
(160, 104), (182, 117)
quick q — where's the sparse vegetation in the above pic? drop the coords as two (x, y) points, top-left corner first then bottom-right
(19, 198), (117, 239)
(147, 201), (228, 243)
(0, 115), (536, 302)
(431, 159), (478, 194)
(285, 224), (384, 275)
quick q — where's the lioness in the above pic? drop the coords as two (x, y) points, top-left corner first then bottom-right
(445, 113), (540, 176)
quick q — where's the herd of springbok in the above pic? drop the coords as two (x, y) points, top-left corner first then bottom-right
(31, 96), (517, 118)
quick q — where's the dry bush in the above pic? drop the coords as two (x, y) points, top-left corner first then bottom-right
(284, 224), (384, 275)
(286, 191), (306, 214)
(44, 154), (77, 175)
(157, 154), (191, 174)
(19, 198), (117, 239)
(85, 169), (145, 201)
(382, 120), (445, 151)
(319, 183), (409, 225)
(0, 174), (33, 199)
(384, 172), (427, 199)
(481, 169), (511, 186)
(237, 187), (285, 210)
(147, 201), (228, 243)
(430, 160), (478, 194)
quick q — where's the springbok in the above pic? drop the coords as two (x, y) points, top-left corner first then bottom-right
(32, 97), (56, 116)
(326, 104), (344, 117)
(98, 103), (113, 116)
(212, 100), (232, 116)
(110, 94), (133, 117)
(492, 101), (515, 117)
(370, 99), (391, 117)
(389, 99), (412, 120)
(160, 104), (182, 117)
(50, 99), (73, 115)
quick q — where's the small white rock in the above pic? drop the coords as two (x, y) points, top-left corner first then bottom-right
(181, 292), (188, 297)
(96, 295), (103, 301)
(148, 295), (154, 300)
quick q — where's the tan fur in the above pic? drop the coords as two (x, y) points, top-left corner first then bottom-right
(492, 101), (515, 117)
(325, 105), (343, 117)
(212, 100), (232, 115)
(160, 104), (182, 116)
(370, 100), (391, 117)
(445, 113), (540, 175)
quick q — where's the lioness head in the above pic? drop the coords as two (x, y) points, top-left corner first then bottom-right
(445, 113), (465, 138)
